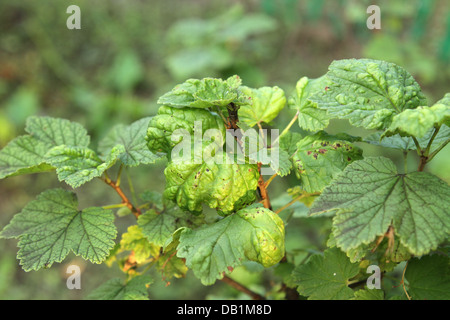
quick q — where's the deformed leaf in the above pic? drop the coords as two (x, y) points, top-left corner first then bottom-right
(292, 247), (359, 300)
(310, 59), (427, 130)
(384, 103), (450, 138)
(157, 75), (250, 109)
(292, 131), (363, 192)
(364, 125), (450, 151)
(0, 189), (117, 271)
(289, 76), (333, 131)
(310, 157), (450, 256)
(146, 106), (225, 155)
(176, 205), (285, 285)
(164, 154), (259, 215)
(120, 225), (157, 264)
(238, 86), (286, 127)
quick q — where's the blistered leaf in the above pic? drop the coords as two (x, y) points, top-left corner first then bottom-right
(292, 247), (359, 300)
(146, 106), (225, 154)
(45, 145), (124, 188)
(0, 189), (117, 271)
(310, 59), (427, 130)
(292, 131), (363, 192)
(384, 103), (450, 138)
(289, 76), (333, 131)
(164, 154), (259, 215)
(405, 255), (450, 300)
(157, 75), (250, 109)
(310, 157), (450, 256)
(238, 86), (286, 127)
(99, 117), (165, 167)
(364, 125), (450, 151)
(120, 225), (157, 264)
(86, 275), (152, 300)
(176, 205), (285, 285)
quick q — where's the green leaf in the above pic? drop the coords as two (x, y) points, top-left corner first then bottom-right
(292, 131), (363, 192)
(146, 106), (225, 154)
(436, 93), (450, 107)
(0, 189), (117, 271)
(164, 156), (259, 215)
(310, 59), (427, 130)
(0, 135), (54, 179)
(292, 247), (359, 300)
(405, 255), (450, 300)
(310, 157), (450, 256)
(25, 116), (90, 147)
(45, 145), (124, 188)
(384, 103), (450, 138)
(0, 116), (90, 179)
(120, 225), (157, 264)
(364, 125), (450, 151)
(99, 117), (165, 167)
(238, 86), (286, 127)
(352, 287), (384, 300)
(138, 208), (204, 247)
(289, 76), (333, 131)
(157, 75), (250, 109)
(176, 205), (285, 285)
(86, 275), (152, 300)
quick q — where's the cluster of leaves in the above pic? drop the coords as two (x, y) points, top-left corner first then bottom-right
(0, 59), (448, 300)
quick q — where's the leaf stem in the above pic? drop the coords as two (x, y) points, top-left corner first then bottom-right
(275, 192), (320, 214)
(102, 203), (128, 210)
(424, 126), (440, 156)
(264, 173), (278, 189)
(220, 275), (265, 300)
(427, 138), (450, 163)
(116, 164), (124, 187)
(215, 106), (228, 124)
(272, 110), (299, 146)
(401, 261), (411, 300)
(411, 137), (422, 156)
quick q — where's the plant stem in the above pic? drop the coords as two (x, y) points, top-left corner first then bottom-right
(220, 275), (265, 300)
(101, 176), (142, 218)
(257, 163), (272, 210)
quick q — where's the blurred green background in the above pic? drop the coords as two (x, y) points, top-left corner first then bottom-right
(0, 0), (449, 299)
